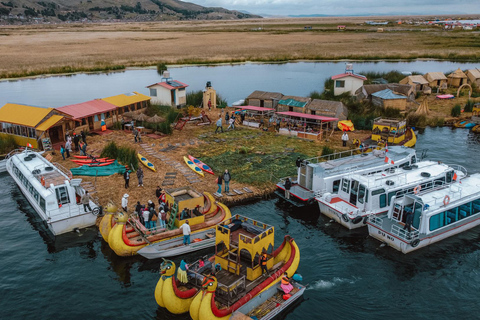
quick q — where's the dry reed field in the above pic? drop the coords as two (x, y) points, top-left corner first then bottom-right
(1, 16), (479, 78)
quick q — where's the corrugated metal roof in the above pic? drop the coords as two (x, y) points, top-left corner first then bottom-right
(278, 99), (307, 108)
(236, 106), (275, 112)
(246, 90), (284, 100)
(102, 91), (151, 107)
(371, 89), (407, 100)
(276, 111), (338, 122)
(36, 115), (64, 131)
(57, 99), (117, 119)
(146, 81), (188, 90)
(0, 103), (52, 127)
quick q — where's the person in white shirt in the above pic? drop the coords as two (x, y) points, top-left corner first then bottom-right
(121, 194), (129, 212)
(342, 131), (349, 147)
(179, 220), (191, 245)
(142, 209), (150, 229)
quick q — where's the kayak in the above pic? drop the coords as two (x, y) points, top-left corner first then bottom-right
(187, 155), (214, 175)
(71, 158), (114, 164)
(84, 162), (114, 167)
(137, 153), (156, 172)
(183, 156), (204, 177)
(73, 155), (99, 159)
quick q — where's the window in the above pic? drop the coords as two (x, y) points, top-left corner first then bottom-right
(40, 197), (46, 212)
(335, 80), (345, 88)
(55, 186), (70, 205)
(446, 171), (454, 183)
(332, 180), (340, 193)
(94, 114), (99, 122)
(341, 179), (350, 193)
(358, 184), (366, 204)
(379, 194), (387, 208)
(150, 88), (157, 97)
(81, 118), (87, 125)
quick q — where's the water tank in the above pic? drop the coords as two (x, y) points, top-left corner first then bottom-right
(163, 70), (170, 79)
(206, 81), (211, 88)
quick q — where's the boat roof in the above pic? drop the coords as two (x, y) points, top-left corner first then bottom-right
(407, 173), (480, 216)
(348, 161), (458, 189)
(310, 146), (415, 174)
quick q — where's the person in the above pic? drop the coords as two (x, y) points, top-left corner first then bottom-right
(148, 199), (155, 210)
(136, 166), (144, 187)
(179, 220), (191, 246)
(259, 252), (268, 275)
(135, 201), (144, 224)
(60, 145), (65, 160)
(280, 272), (294, 294)
(181, 208), (190, 220)
(211, 263), (222, 276)
(198, 258), (205, 269)
(81, 141), (87, 156)
(284, 177), (292, 200)
(216, 174), (223, 195)
(192, 205), (201, 217)
(149, 205), (157, 229)
(342, 131), (349, 147)
(124, 168), (130, 189)
(227, 117), (235, 131)
(259, 117), (264, 128)
(64, 139), (71, 158)
(156, 186), (163, 204)
(133, 128), (138, 143)
(121, 193), (129, 212)
(137, 129), (142, 143)
(403, 207), (414, 234)
(142, 207), (150, 229)
(159, 209), (167, 229)
(121, 117), (125, 130)
(158, 189), (166, 204)
(81, 130), (86, 144)
(223, 169), (231, 193)
(73, 133), (79, 152)
(215, 115), (224, 133)
(81, 191), (92, 212)
(276, 117), (281, 132)
(207, 99), (212, 110)
(178, 260), (189, 283)
(225, 111), (230, 122)
(240, 111), (245, 124)
(296, 156), (301, 168)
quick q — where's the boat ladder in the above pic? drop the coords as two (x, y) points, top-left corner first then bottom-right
(167, 203), (178, 230)
(227, 243), (240, 275)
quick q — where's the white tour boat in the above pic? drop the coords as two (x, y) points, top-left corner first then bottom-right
(6, 149), (100, 236)
(276, 146), (418, 206)
(368, 173), (480, 253)
(316, 160), (467, 229)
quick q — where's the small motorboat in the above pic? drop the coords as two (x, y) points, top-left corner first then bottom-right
(137, 153), (156, 172)
(187, 155), (214, 175)
(137, 228), (216, 259)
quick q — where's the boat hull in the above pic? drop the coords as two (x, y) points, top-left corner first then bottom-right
(188, 155), (214, 175)
(137, 153), (156, 172)
(318, 200), (371, 230)
(184, 156), (204, 177)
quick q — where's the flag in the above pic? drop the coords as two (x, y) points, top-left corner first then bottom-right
(384, 156), (389, 163)
(453, 173), (458, 181)
(385, 142), (388, 152)
(26, 143), (32, 148)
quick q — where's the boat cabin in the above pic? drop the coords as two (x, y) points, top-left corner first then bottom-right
(165, 187), (205, 228)
(371, 118), (411, 145)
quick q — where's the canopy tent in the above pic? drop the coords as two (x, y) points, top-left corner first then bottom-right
(275, 111), (338, 122)
(275, 111), (339, 140)
(236, 106), (275, 112)
(235, 105), (275, 117)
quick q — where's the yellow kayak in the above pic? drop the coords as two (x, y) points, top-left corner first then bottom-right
(137, 153), (156, 172)
(183, 156), (204, 177)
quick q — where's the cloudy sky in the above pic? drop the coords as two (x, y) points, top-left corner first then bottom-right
(187, 0), (479, 16)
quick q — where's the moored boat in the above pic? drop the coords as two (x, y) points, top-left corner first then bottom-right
(137, 153), (156, 172)
(188, 155), (214, 175)
(368, 173), (480, 253)
(361, 117), (416, 149)
(453, 120), (475, 128)
(154, 214), (300, 319)
(138, 227), (216, 259)
(100, 189), (229, 256)
(316, 160), (467, 229)
(184, 156), (204, 177)
(6, 148), (100, 235)
(276, 146), (417, 206)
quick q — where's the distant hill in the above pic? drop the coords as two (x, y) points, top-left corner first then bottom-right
(0, 0), (261, 23)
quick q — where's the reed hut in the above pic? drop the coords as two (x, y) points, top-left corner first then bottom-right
(371, 89), (407, 110)
(447, 69), (468, 88)
(305, 99), (347, 126)
(276, 96), (311, 113)
(245, 91), (284, 109)
(400, 75), (429, 91)
(466, 68), (480, 87)
(424, 72), (448, 88)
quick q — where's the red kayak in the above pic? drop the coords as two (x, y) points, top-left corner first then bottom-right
(73, 155), (99, 159)
(71, 158), (114, 164)
(84, 162), (114, 167)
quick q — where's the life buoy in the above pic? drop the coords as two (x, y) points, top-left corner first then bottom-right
(342, 213), (349, 223)
(414, 185), (421, 194)
(443, 195), (450, 206)
(410, 239), (420, 247)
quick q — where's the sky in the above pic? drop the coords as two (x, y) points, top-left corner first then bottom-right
(186, 0), (480, 17)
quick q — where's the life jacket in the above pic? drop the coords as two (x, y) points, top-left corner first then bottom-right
(260, 254), (267, 266)
(281, 275), (289, 285)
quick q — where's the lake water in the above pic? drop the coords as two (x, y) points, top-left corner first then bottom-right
(0, 60), (479, 107)
(1, 62), (480, 319)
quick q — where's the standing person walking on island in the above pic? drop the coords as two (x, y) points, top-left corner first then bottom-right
(81, 130), (86, 144)
(216, 174), (223, 195)
(60, 145), (66, 160)
(227, 117), (235, 131)
(296, 156), (301, 168)
(133, 128), (138, 143)
(136, 166), (144, 187)
(121, 193), (129, 212)
(342, 131), (349, 147)
(215, 115), (224, 134)
(179, 220), (191, 246)
(223, 169), (231, 193)
(156, 186), (163, 204)
(81, 191), (92, 212)
(73, 133), (80, 152)
(225, 111), (230, 122)
(124, 168), (130, 189)
(284, 178), (292, 200)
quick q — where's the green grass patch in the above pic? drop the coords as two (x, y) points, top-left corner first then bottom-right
(100, 141), (138, 170)
(0, 135), (16, 154)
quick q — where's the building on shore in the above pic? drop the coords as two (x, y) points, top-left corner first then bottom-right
(447, 69), (468, 88)
(399, 75), (429, 92)
(101, 92), (151, 121)
(305, 99), (347, 126)
(57, 99), (117, 133)
(424, 72), (448, 89)
(277, 96), (311, 113)
(245, 91), (284, 109)
(331, 64), (367, 96)
(0, 103), (70, 149)
(147, 72), (188, 108)
(371, 89), (408, 111)
(466, 68), (480, 87)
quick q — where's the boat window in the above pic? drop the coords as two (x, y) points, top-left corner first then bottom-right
(371, 189), (385, 196)
(473, 200), (480, 215)
(387, 192), (397, 206)
(358, 185), (366, 204)
(429, 212), (446, 231)
(434, 177), (446, 186)
(458, 203), (471, 220)
(379, 194), (387, 208)
(446, 208), (458, 225)
(39, 197), (46, 212)
(341, 179), (350, 193)
(413, 201), (422, 229)
(446, 171), (453, 183)
(411, 155), (416, 164)
(33, 190), (39, 202)
(55, 186), (70, 205)
(332, 180), (340, 193)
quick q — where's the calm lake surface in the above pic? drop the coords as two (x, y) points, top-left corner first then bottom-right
(1, 62), (480, 319)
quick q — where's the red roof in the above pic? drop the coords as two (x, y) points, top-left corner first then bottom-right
(276, 111), (338, 122)
(236, 105), (275, 112)
(331, 73), (367, 81)
(57, 99), (117, 119)
(146, 80), (188, 90)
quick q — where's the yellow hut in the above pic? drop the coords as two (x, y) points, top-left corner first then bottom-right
(101, 92), (151, 121)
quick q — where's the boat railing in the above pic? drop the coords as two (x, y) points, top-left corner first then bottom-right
(216, 275), (246, 307)
(391, 224), (419, 241)
(5, 149), (24, 159)
(128, 214), (165, 237)
(369, 215), (384, 228)
(445, 164), (468, 179)
(303, 147), (383, 165)
(52, 162), (73, 180)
